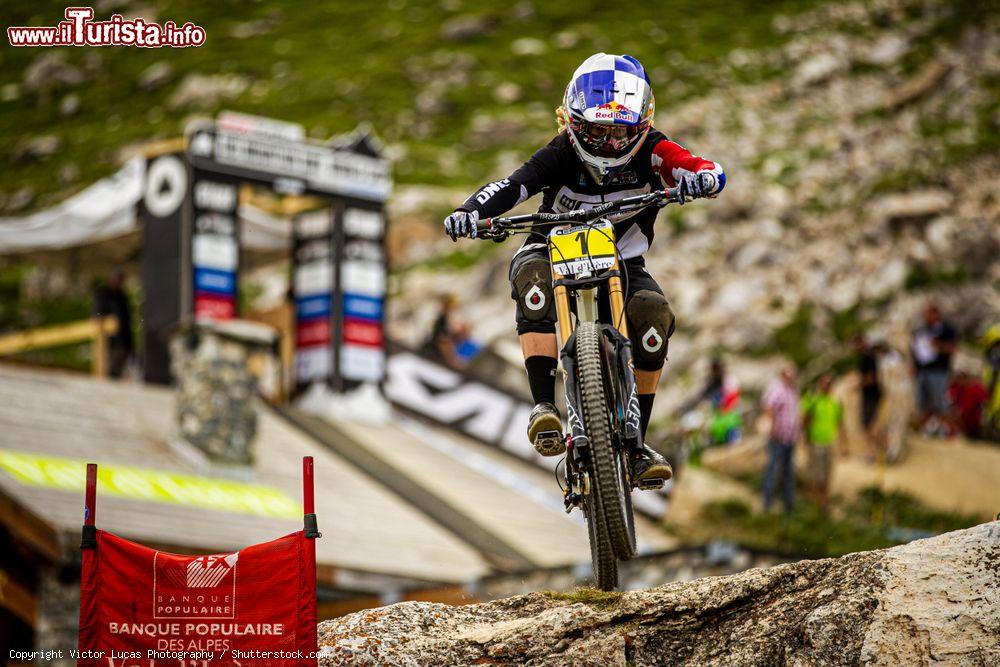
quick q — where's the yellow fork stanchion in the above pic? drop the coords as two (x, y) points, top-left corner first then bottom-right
(608, 271), (627, 339)
(553, 270), (574, 350)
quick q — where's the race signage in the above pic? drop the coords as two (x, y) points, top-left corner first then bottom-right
(338, 207), (386, 384)
(139, 113), (391, 390)
(383, 351), (669, 517)
(187, 123), (391, 202)
(191, 174), (239, 322)
(293, 210), (334, 385)
(76, 460), (320, 666)
(141, 151), (189, 384)
(78, 531), (317, 666)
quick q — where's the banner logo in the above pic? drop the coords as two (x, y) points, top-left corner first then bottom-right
(186, 554), (238, 588)
(154, 551), (238, 619)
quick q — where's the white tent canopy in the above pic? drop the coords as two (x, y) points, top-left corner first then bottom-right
(0, 158), (294, 255)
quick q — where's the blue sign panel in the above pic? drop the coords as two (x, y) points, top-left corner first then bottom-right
(296, 294), (332, 319)
(343, 293), (383, 321)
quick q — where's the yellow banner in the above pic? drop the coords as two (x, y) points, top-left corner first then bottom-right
(0, 450), (300, 519)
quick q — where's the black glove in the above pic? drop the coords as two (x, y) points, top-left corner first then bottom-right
(443, 210), (479, 241)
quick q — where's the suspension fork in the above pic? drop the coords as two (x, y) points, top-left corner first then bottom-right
(612, 330), (642, 448)
(608, 254), (627, 339)
(553, 268), (573, 348)
(604, 253), (639, 446)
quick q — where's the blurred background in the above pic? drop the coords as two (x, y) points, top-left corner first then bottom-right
(0, 0), (998, 662)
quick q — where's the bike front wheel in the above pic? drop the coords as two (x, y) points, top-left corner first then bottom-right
(576, 321), (633, 589)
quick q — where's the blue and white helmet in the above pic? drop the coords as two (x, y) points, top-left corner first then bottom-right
(564, 53), (655, 181)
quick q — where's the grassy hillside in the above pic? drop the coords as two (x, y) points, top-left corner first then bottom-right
(0, 0), (823, 210)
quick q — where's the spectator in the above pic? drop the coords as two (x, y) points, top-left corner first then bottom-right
(948, 366), (988, 440)
(92, 271), (133, 379)
(855, 335), (882, 459)
(983, 324), (1000, 440)
(910, 302), (958, 435)
(680, 355), (743, 445)
(761, 364), (801, 513)
(423, 294), (471, 369)
(801, 373), (846, 515)
(874, 341), (913, 463)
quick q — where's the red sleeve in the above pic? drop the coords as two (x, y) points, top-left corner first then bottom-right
(650, 139), (725, 190)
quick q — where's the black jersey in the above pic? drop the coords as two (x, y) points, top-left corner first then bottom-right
(457, 128), (723, 259)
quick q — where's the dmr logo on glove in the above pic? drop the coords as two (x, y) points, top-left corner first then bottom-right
(154, 551), (239, 619)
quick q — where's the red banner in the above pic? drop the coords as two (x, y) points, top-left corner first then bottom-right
(78, 530), (317, 666)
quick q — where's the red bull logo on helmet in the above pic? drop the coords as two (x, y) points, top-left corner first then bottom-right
(593, 101), (639, 124)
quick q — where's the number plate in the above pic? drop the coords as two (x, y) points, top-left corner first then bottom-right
(548, 221), (616, 275)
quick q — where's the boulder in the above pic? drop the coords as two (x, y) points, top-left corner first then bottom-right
(138, 61), (173, 91)
(870, 189), (953, 228)
(318, 523), (999, 666)
(440, 14), (499, 42)
(168, 73), (249, 110)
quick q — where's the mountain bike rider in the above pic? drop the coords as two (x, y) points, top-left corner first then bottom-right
(444, 53), (726, 487)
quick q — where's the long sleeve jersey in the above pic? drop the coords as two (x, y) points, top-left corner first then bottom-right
(457, 128), (725, 259)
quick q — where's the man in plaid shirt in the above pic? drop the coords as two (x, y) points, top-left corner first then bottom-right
(762, 364), (802, 512)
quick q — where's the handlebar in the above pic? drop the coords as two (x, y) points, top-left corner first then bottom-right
(475, 186), (683, 239)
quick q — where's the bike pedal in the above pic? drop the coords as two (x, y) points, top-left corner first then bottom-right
(636, 478), (666, 491)
(533, 431), (566, 456)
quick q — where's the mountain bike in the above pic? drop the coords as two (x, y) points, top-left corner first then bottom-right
(476, 186), (683, 590)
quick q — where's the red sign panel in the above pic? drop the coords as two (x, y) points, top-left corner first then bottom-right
(78, 530), (317, 666)
(194, 292), (236, 321)
(342, 317), (383, 348)
(295, 319), (331, 348)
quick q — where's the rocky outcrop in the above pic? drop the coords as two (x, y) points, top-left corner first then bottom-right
(318, 522), (999, 666)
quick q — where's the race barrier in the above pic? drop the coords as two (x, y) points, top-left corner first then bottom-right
(76, 458), (321, 666)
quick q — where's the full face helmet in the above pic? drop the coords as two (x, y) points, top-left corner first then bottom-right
(563, 53), (655, 183)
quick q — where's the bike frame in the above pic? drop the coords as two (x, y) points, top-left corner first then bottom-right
(475, 186), (681, 504)
(545, 228), (643, 511)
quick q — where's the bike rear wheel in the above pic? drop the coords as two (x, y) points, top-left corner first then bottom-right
(585, 488), (617, 591)
(576, 321), (632, 588)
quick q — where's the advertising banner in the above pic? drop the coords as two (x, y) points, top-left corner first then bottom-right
(338, 207), (386, 384)
(292, 210), (334, 386)
(141, 152), (189, 384)
(77, 530), (317, 666)
(76, 459), (321, 666)
(191, 175), (240, 323)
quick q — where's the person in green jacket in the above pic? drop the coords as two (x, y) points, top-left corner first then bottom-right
(801, 373), (846, 515)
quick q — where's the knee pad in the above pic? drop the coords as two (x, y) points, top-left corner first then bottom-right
(511, 257), (556, 329)
(627, 290), (675, 370)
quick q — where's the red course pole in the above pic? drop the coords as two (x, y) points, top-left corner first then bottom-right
(303, 456), (315, 515)
(303, 456), (321, 538)
(81, 463), (97, 549)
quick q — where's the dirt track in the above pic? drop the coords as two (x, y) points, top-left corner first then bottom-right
(832, 435), (1000, 518)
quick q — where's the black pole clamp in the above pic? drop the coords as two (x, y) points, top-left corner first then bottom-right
(304, 513), (322, 539)
(81, 524), (97, 550)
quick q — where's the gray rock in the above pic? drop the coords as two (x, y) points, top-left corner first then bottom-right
(22, 52), (85, 97)
(871, 189), (953, 227)
(440, 14), (499, 42)
(793, 51), (843, 87)
(6, 187), (34, 212)
(11, 135), (62, 162)
(59, 94), (80, 116)
(493, 81), (523, 104)
(138, 61), (173, 91)
(318, 523), (1000, 666)
(859, 33), (909, 66)
(168, 73), (249, 110)
(58, 163), (79, 184)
